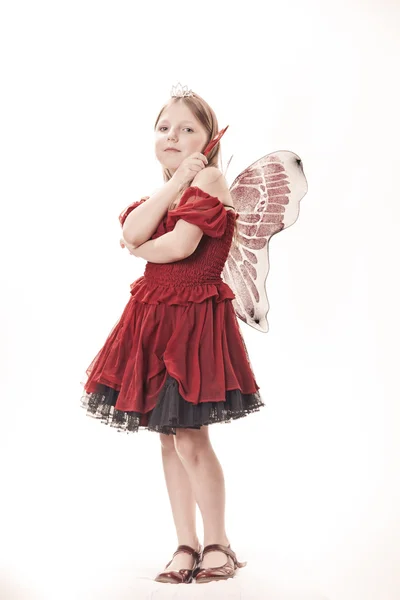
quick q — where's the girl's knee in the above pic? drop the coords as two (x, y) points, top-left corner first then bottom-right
(159, 431), (176, 451)
(174, 426), (210, 458)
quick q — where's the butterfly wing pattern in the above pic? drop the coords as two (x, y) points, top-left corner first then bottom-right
(222, 150), (308, 333)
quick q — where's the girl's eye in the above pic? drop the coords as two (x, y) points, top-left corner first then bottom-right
(159, 127), (193, 132)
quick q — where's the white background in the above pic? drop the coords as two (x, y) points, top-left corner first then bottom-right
(1, 1), (399, 599)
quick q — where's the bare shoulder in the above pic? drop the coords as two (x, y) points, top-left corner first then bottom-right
(193, 166), (222, 184)
(192, 167), (234, 209)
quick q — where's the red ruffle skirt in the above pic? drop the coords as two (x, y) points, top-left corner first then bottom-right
(80, 291), (265, 435)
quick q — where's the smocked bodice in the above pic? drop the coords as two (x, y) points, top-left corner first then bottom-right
(119, 186), (239, 304)
(144, 209), (236, 285)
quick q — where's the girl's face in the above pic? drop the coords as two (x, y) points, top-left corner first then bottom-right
(155, 101), (209, 174)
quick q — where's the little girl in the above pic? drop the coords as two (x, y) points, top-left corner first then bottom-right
(80, 84), (265, 584)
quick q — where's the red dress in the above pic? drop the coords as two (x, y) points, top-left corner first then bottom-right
(80, 186), (265, 434)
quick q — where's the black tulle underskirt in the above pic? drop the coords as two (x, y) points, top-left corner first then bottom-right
(80, 374), (265, 435)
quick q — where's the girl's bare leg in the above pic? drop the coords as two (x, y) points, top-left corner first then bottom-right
(159, 432), (201, 572)
(174, 426), (235, 570)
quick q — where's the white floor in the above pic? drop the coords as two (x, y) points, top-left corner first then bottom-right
(1, 549), (329, 600)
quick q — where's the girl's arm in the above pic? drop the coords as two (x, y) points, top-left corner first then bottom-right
(124, 230), (187, 264)
(122, 178), (182, 247)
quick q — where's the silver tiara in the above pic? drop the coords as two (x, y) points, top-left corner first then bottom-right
(170, 82), (194, 98)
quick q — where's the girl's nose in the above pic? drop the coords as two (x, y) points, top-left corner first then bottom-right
(167, 129), (178, 140)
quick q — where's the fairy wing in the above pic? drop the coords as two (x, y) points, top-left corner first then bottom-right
(221, 150), (308, 333)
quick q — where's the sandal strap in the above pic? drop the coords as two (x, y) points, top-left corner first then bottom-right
(202, 543), (237, 564)
(172, 544), (201, 561)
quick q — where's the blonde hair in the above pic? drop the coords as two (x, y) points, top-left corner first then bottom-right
(154, 93), (238, 247)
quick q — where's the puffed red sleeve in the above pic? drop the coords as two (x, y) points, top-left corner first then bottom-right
(118, 196), (149, 227)
(166, 186), (228, 238)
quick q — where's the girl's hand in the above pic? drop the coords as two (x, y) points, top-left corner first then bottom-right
(171, 151), (208, 190)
